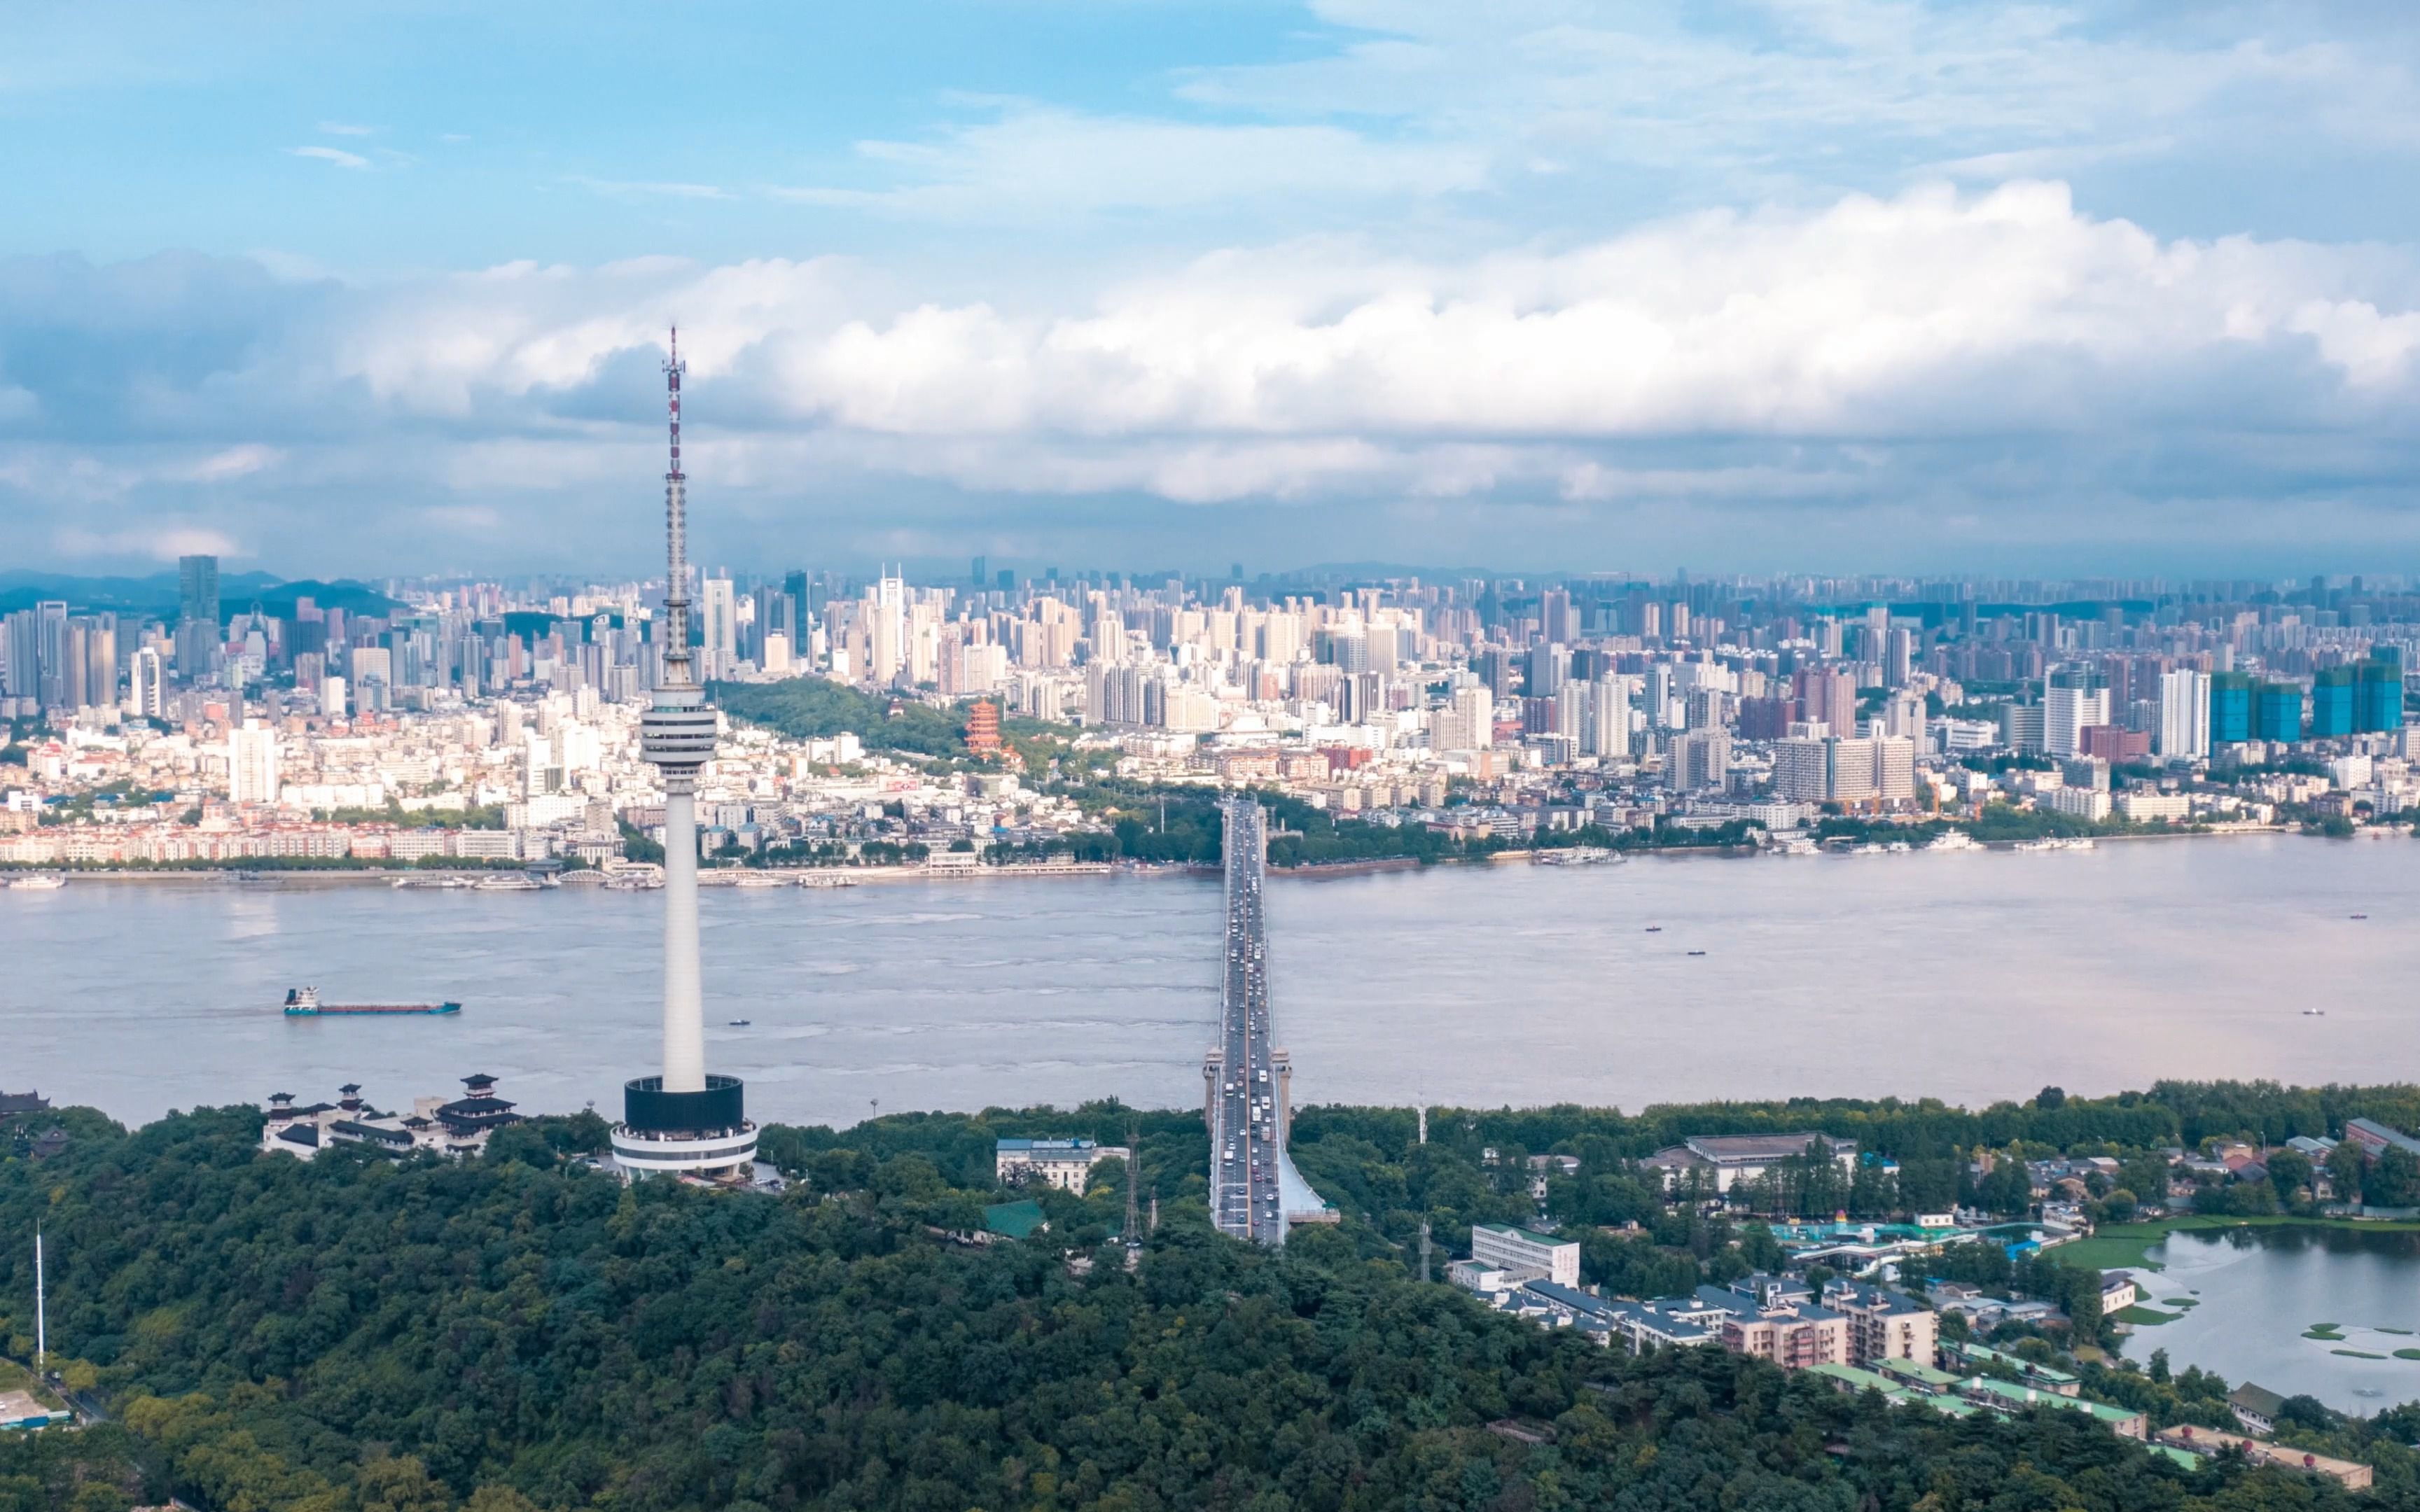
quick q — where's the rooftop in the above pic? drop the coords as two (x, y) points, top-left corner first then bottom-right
(1679, 1131), (1856, 1163)
(996, 1137), (1101, 1155)
(1966, 1378), (2137, 1422)
(1804, 1362), (1900, 1395)
(982, 1199), (1048, 1239)
(1474, 1222), (1576, 1247)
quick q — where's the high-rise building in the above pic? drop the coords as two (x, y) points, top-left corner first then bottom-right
(179, 554), (219, 627)
(1826, 737), (1879, 803)
(781, 569), (813, 645)
(1771, 735), (1911, 805)
(2253, 681), (2304, 744)
(1590, 674), (1636, 759)
(2044, 664), (2110, 757)
(2358, 651), (2405, 734)
(2157, 669), (2209, 760)
(1880, 689), (1926, 746)
(176, 555), (220, 680)
(32, 602), (67, 710)
(228, 719), (279, 805)
(1874, 736), (1916, 803)
(0, 610), (32, 699)
(1772, 738), (1830, 803)
(81, 615), (118, 710)
(2209, 671), (2254, 745)
(1527, 640), (1567, 696)
(129, 646), (164, 720)
(2310, 666), (2357, 739)
(1793, 666), (1857, 741)
(1430, 685), (1494, 753)
(60, 619), (88, 710)
(700, 578), (737, 680)
(611, 329), (758, 1184)
(1667, 729), (1731, 791)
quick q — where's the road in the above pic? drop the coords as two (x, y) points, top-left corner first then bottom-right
(1209, 799), (1286, 1245)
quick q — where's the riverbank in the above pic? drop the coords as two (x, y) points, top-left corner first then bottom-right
(2056, 1213), (2420, 1272)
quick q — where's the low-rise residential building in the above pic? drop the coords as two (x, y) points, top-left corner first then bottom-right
(1875, 1358), (1964, 1396)
(1826, 1282), (1938, 1367)
(2100, 1270), (2141, 1313)
(994, 1136), (1130, 1194)
(1943, 1340), (2081, 1396)
(1721, 1299), (1846, 1368)
(1604, 1297), (1723, 1352)
(2230, 1382), (2286, 1436)
(2343, 1118), (2420, 1161)
(1963, 1378), (2146, 1438)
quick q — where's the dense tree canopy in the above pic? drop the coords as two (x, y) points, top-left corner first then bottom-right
(6, 1089), (2420, 1511)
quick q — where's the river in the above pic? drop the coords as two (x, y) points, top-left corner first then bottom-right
(3, 832), (2413, 1128)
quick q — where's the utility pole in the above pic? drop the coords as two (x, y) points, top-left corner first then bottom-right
(1419, 1219), (1432, 1283)
(34, 1228), (44, 1376)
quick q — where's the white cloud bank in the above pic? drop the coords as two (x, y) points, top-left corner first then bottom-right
(326, 182), (2419, 460)
(6, 181), (2420, 565)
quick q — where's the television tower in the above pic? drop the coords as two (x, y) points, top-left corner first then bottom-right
(610, 328), (758, 1182)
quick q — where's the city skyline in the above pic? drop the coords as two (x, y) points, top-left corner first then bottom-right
(8, 6), (2420, 577)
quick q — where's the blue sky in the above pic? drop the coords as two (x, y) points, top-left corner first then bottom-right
(7, 1), (2420, 578)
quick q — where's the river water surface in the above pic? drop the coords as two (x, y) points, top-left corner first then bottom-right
(11, 832), (2420, 1405)
(5, 832), (2414, 1127)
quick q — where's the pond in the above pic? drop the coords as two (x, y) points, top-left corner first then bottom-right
(2124, 1224), (2420, 1415)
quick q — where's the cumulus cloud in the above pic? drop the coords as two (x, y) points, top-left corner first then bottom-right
(3, 181), (2419, 569)
(287, 145), (369, 170)
(745, 181), (2420, 449)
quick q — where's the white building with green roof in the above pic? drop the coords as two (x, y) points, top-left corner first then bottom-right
(1469, 1222), (1581, 1287)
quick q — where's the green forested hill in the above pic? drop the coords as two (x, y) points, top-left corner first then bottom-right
(0, 1102), (2408, 1512)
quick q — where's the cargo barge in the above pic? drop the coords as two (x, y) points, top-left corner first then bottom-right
(283, 987), (461, 1016)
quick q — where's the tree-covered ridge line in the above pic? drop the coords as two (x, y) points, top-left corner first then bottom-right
(6, 1081), (2420, 1512)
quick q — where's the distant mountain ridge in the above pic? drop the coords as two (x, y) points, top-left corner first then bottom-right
(0, 571), (401, 620)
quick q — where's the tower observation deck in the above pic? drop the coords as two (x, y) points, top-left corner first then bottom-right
(1204, 797), (1333, 1242)
(611, 328), (757, 1182)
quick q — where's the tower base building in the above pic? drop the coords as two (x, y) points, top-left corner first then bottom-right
(610, 1073), (757, 1180)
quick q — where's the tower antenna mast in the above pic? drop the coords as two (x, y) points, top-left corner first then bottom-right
(662, 326), (693, 692)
